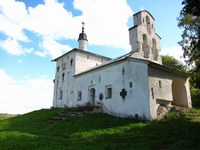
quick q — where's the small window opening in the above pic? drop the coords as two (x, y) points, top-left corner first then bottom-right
(62, 73), (65, 82)
(122, 67), (125, 76)
(105, 85), (112, 99)
(57, 66), (60, 73)
(151, 88), (154, 99)
(70, 58), (73, 66)
(77, 91), (82, 101)
(129, 82), (133, 88)
(159, 80), (162, 88)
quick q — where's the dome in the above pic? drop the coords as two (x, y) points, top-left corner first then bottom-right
(78, 32), (88, 41)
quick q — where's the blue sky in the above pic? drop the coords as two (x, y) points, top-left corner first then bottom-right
(0, 0), (184, 114)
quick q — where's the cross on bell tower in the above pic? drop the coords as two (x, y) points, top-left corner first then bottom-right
(78, 21), (88, 50)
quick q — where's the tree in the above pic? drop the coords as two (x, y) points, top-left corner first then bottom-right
(161, 55), (187, 72)
(178, 0), (200, 71)
(178, 0), (200, 107)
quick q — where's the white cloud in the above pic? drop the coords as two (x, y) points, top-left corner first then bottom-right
(0, 0), (134, 57)
(0, 13), (28, 41)
(0, 38), (33, 55)
(161, 46), (185, 63)
(25, 0), (77, 38)
(36, 36), (72, 58)
(0, 69), (53, 114)
(74, 0), (133, 50)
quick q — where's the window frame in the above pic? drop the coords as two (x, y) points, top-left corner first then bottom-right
(77, 91), (82, 101)
(105, 85), (112, 99)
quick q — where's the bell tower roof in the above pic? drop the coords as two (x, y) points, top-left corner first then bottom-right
(78, 22), (88, 50)
(78, 22), (88, 41)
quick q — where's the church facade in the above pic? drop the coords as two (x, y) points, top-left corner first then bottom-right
(52, 10), (192, 120)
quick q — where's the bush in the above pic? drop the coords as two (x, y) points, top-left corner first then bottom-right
(191, 88), (200, 107)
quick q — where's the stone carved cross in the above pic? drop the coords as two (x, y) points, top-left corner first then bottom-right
(120, 88), (127, 99)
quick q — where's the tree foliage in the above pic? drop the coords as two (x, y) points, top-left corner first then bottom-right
(161, 55), (187, 72)
(178, 0), (200, 71)
(178, 0), (200, 107)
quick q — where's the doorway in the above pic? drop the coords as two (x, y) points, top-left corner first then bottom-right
(90, 88), (95, 106)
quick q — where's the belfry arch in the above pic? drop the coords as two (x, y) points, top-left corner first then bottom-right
(152, 38), (158, 61)
(146, 15), (151, 34)
(142, 34), (149, 58)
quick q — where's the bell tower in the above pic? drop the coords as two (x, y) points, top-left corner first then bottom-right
(129, 10), (162, 64)
(78, 22), (88, 50)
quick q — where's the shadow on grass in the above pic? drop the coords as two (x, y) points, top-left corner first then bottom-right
(0, 109), (200, 149)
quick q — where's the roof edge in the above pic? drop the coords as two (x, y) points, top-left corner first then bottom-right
(133, 10), (155, 20)
(51, 48), (111, 62)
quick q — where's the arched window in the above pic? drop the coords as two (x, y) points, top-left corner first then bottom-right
(142, 34), (149, 58)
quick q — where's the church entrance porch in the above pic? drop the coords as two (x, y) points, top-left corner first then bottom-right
(171, 79), (188, 108)
(89, 88), (95, 106)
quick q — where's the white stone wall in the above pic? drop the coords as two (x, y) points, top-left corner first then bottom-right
(75, 52), (109, 75)
(72, 59), (150, 119)
(53, 50), (110, 108)
(53, 51), (76, 108)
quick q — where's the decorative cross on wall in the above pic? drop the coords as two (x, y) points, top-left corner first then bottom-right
(120, 88), (127, 99)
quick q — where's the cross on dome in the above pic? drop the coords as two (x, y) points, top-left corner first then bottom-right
(81, 21), (85, 32)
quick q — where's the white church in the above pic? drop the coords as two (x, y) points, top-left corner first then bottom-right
(52, 10), (192, 119)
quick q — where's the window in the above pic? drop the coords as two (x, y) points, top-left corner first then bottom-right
(159, 80), (162, 88)
(70, 58), (73, 66)
(151, 88), (154, 99)
(62, 73), (65, 82)
(105, 85), (112, 99)
(77, 91), (82, 101)
(57, 66), (60, 73)
(59, 90), (63, 99)
(129, 82), (133, 88)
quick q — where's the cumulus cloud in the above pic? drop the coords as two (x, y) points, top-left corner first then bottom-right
(37, 36), (72, 58)
(0, 0), (134, 58)
(0, 13), (28, 41)
(74, 0), (133, 50)
(0, 38), (33, 55)
(0, 69), (53, 114)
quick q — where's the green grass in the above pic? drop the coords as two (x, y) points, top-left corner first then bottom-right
(0, 108), (200, 150)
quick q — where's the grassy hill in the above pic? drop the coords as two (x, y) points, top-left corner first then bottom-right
(0, 108), (200, 150)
